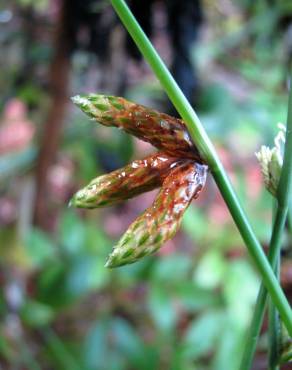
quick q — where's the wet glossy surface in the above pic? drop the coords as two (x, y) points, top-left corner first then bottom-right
(71, 94), (209, 267)
(106, 162), (208, 267)
(71, 152), (183, 208)
(72, 94), (204, 162)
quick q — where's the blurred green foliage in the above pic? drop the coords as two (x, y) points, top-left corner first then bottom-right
(1, 208), (260, 370)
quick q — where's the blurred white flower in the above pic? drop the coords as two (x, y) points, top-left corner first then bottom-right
(255, 123), (286, 197)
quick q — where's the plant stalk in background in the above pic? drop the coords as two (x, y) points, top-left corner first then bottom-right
(240, 91), (292, 369)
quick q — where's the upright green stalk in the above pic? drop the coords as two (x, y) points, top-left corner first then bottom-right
(239, 209), (288, 370)
(268, 73), (292, 369)
(110, 0), (292, 333)
(268, 255), (280, 370)
(240, 71), (292, 370)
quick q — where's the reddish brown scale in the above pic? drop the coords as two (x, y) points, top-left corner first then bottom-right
(105, 162), (208, 267)
(71, 152), (183, 208)
(116, 102), (199, 160)
(72, 94), (204, 163)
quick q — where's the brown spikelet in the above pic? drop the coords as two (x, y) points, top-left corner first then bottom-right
(105, 162), (208, 267)
(70, 152), (182, 209)
(72, 94), (203, 162)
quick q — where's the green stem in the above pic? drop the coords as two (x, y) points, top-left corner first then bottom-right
(110, 0), (292, 334)
(268, 202), (280, 370)
(268, 254), (280, 370)
(239, 70), (292, 369)
(239, 208), (287, 370)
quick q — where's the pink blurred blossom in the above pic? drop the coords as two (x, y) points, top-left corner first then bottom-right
(47, 157), (74, 203)
(245, 161), (262, 200)
(0, 99), (35, 155)
(0, 198), (17, 225)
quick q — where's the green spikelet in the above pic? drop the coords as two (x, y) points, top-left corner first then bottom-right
(72, 94), (203, 161)
(70, 152), (181, 208)
(105, 162), (208, 268)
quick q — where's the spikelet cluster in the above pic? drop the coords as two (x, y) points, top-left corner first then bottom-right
(71, 94), (208, 267)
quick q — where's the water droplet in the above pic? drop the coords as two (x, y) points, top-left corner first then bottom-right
(157, 156), (168, 162)
(132, 162), (139, 169)
(160, 120), (170, 130)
